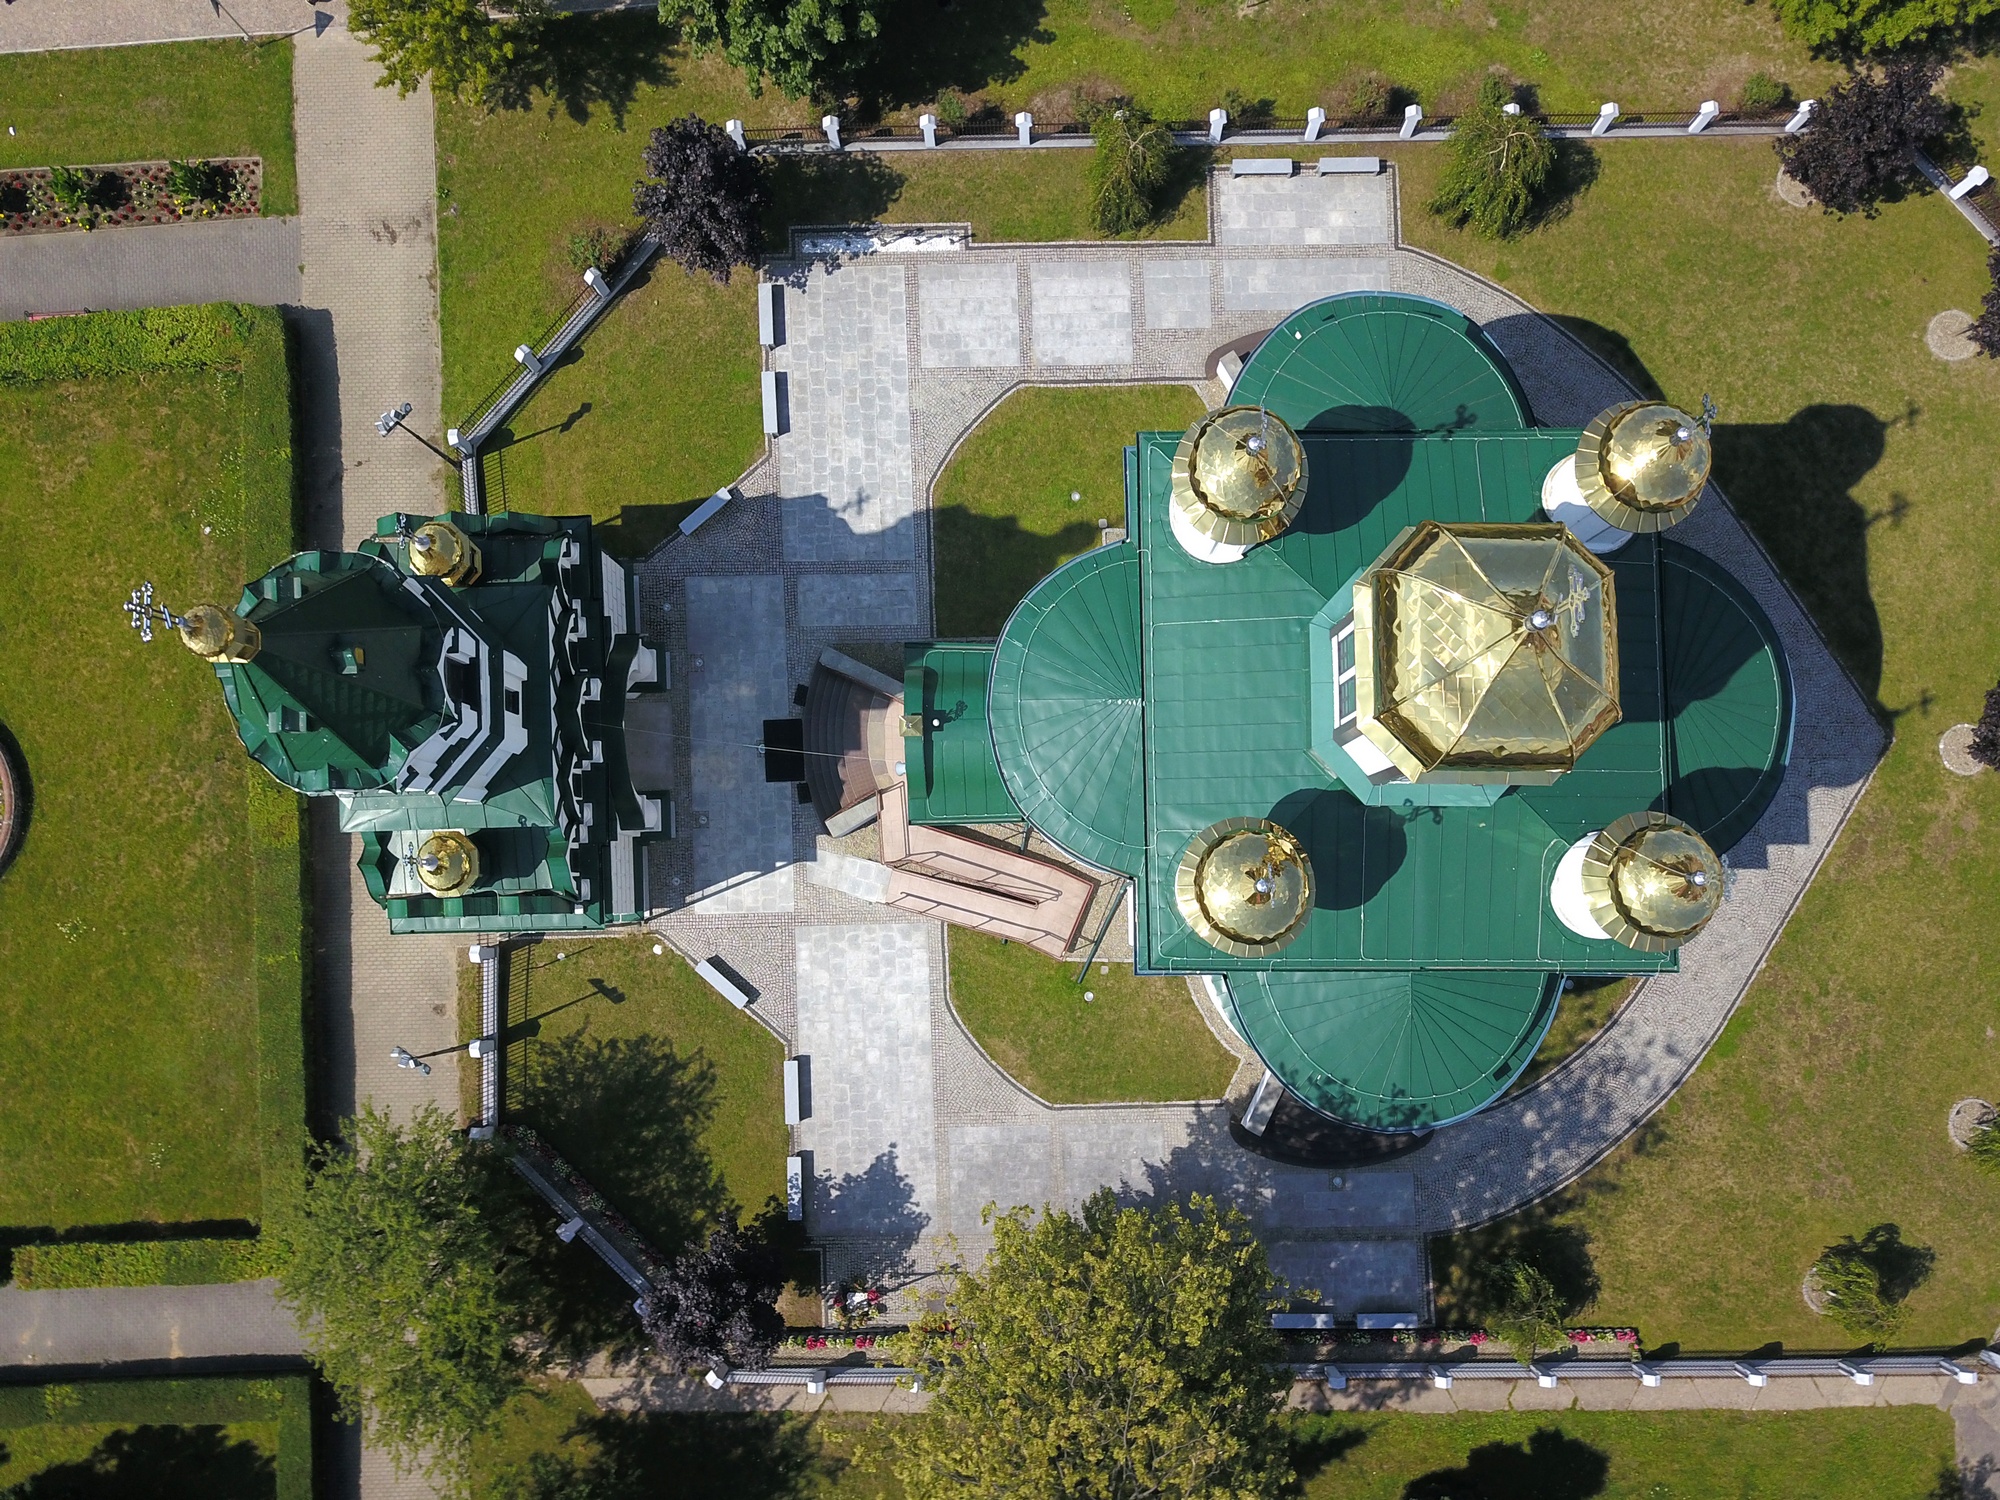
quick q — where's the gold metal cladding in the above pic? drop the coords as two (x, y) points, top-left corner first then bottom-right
(1350, 521), (1620, 785)
(1175, 817), (1315, 957)
(1573, 401), (1710, 534)
(1169, 405), (1308, 549)
(415, 830), (481, 895)
(1580, 811), (1724, 952)
(179, 603), (262, 663)
(409, 519), (483, 587)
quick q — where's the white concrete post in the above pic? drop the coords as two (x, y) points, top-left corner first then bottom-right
(1399, 103), (1423, 139)
(446, 427), (468, 456)
(822, 114), (842, 150)
(1732, 1361), (1767, 1388)
(1428, 1366), (1452, 1389)
(1943, 1359), (1978, 1385)
(1014, 110), (1033, 145)
(583, 266), (610, 299)
(1837, 1360), (1875, 1386)
(1949, 164), (1991, 201)
(1502, 101), (1521, 116)
(1632, 1363), (1661, 1387)
(1208, 107), (1228, 144)
(1785, 100), (1816, 134)
(725, 118), (746, 151)
(704, 1368), (727, 1390)
(513, 344), (543, 376)
(1591, 102), (1619, 136)
(1535, 1367), (1560, 1389)
(1689, 100), (1719, 133)
(919, 112), (938, 147)
(1304, 106), (1325, 142)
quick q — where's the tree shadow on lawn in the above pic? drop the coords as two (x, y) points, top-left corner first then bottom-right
(492, 10), (679, 128)
(5, 1424), (275, 1500)
(1403, 1428), (1611, 1500)
(851, 0), (1054, 113)
(1288, 1418), (1371, 1484)
(1822, 1221), (1937, 1305)
(764, 151), (906, 243)
(931, 504), (1104, 636)
(494, 1411), (828, 1500)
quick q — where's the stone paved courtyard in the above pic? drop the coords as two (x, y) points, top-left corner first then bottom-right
(636, 166), (1885, 1315)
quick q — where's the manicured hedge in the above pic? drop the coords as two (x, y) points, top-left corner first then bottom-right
(0, 302), (265, 383)
(11, 1237), (283, 1290)
(0, 1375), (311, 1500)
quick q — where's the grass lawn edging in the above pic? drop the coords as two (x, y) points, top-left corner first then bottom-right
(0, 305), (307, 1288)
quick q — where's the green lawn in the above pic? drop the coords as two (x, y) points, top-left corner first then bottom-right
(1391, 138), (2000, 1350)
(0, 306), (304, 1236)
(0, 41), (297, 215)
(472, 1383), (1949, 1499)
(931, 384), (1205, 636)
(501, 936), (788, 1253)
(946, 930), (1237, 1104)
(0, 1375), (311, 1499)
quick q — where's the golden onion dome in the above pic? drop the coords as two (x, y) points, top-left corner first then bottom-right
(1174, 817), (1314, 957)
(415, 830), (481, 895)
(178, 603), (262, 663)
(1169, 406), (1308, 549)
(1349, 521), (1620, 785)
(1573, 401), (1710, 534)
(408, 518), (483, 587)
(1580, 812), (1724, 952)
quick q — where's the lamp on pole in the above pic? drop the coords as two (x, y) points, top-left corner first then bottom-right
(390, 1046), (433, 1077)
(377, 402), (456, 464)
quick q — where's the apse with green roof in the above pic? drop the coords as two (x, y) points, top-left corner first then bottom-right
(177, 511), (666, 935)
(906, 293), (1792, 1134)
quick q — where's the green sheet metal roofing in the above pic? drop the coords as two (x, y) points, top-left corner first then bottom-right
(978, 292), (1792, 1130)
(904, 644), (1023, 825)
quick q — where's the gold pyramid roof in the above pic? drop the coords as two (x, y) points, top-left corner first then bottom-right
(1351, 521), (1620, 785)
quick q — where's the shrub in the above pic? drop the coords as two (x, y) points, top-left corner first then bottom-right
(1486, 1258), (1569, 1359)
(657, 0), (883, 101)
(45, 165), (101, 227)
(1740, 72), (1793, 113)
(1776, 61), (1950, 215)
(933, 89), (969, 128)
(633, 115), (767, 284)
(564, 224), (634, 276)
(13, 1237), (283, 1290)
(1088, 101), (1176, 235)
(1971, 678), (2000, 766)
(348, 0), (546, 100)
(165, 157), (230, 213)
(1332, 71), (1396, 122)
(640, 1223), (784, 1372)
(1429, 75), (1557, 238)
(1772, 0), (2000, 55)
(1811, 1249), (1902, 1340)
(1968, 1118), (2000, 1173)
(1221, 87), (1276, 129)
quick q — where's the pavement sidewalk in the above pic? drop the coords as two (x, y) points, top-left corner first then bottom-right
(0, 1282), (304, 1370)
(0, 0), (313, 52)
(0, 217), (300, 322)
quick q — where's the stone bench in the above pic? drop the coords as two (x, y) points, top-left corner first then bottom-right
(1318, 156), (1383, 175)
(1230, 157), (1297, 177)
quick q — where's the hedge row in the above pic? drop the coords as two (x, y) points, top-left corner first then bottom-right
(0, 1375), (311, 1500)
(0, 302), (267, 383)
(11, 1236), (284, 1290)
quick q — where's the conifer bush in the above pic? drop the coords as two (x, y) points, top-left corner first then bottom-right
(1088, 102), (1175, 236)
(1428, 77), (1556, 239)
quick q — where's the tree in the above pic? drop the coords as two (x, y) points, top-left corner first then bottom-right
(348, 0), (546, 100)
(1972, 252), (2000, 361)
(273, 1104), (529, 1477)
(640, 1222), (785, 1371)
(891, 1190), (1291, 1500)
(633, 116), (769, 284)
(1972, 678), (2000, 766)
(1088, 103), (1176, 236)
(1486, 1258), (1568, 1360)
(1776, 62), (1951, 215)
(1772, 0), (2000, 54)
(1428, 76), (1558, 239)
(1810, 1244), (1905, 1341)
(1969, 1118), (2000, 1174)
(655, 0), (882, 100)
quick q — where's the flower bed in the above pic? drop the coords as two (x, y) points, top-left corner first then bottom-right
(2, 158), (262, 236)
(1286, 1325), (1644, 1360)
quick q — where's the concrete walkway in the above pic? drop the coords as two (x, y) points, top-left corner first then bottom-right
(0, 1282), (303, 1369)
(0, 0), (312, 51)
(0, 217), (301, 321)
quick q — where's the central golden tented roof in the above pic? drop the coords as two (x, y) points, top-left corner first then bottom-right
(1352, 521), (1620, 784)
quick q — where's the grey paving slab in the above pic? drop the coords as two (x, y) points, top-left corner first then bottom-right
(796, 923), (939, 1248)
(1957, 1383), (2000, 1498)
(917, 261), (1021, 369)
(1142, 259), (1214, 330)
(0, 218), (300, 322)
(795, 570), (920, 633)
(0, 1282), (304, 1367)
(683, 575), (795, 912)
(0, 0), (306, 49)
(1028, 259), (1134, 367)
(1214, 172), (1396, 247)
(1264, 1240), (1429, 1319)
(1221, 256), (1392, 311)
(775, 261), (914, 563)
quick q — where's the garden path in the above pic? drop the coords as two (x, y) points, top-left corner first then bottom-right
(0, 217), (300, 321)
(0, 1281), (303, 1369)
(0, 0), (310, 51)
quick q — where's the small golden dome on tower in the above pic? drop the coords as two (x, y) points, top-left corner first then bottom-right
(408, 519), (482, 587)
(179, 603), (262, 663)
(1174, 817), (1314, 957)
(414, 830), (480, 895)
(1169, 406), (1308, 552)
(1579, 811), (1723, 952)
(1573, 401), (1711, 534)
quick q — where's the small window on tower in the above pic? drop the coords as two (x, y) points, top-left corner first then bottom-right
(505, 687), (522, 717)
(1332, 621), (1360, 728)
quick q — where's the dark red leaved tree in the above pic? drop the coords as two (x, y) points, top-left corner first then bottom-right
(633, 115), (768, 284)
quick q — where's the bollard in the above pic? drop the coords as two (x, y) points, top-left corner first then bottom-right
(1949, 164), (1991, 201)
(1591, 102), (1619, 136)
(1632, 1363), (1661, 1387)
(513, 344), (543, 376)
(1428, 1366), (1452, 1390)
(1015, 111), (1033, 145)
(1732, 1361), (1767, 1388)
(1304, 106), (1325, 142)
(1785, 99), (1815, 134)
(919, 112), (938, 148)
(1689, 100), (1719, 134)
(446, 427), (468, 457)
(1209, 107), (1228, 144)
(704, 1368), (726, 1390)
(1836, 1360), (1874, 1387)
(1502, 101), (1521, 115)
(1399, 103), (1423, 139)
(822, 114), (842, 150)
(583, 266), (610, 299)
(725, 118), (746, 151)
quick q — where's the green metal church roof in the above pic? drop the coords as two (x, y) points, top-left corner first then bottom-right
(904, 644), (1022, 825)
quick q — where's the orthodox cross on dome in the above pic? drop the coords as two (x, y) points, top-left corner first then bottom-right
(122, 581), (189, 644)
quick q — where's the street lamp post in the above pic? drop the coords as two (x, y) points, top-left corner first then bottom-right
(390, 1046), (433, 1077)
(376, 402), (457, 464)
